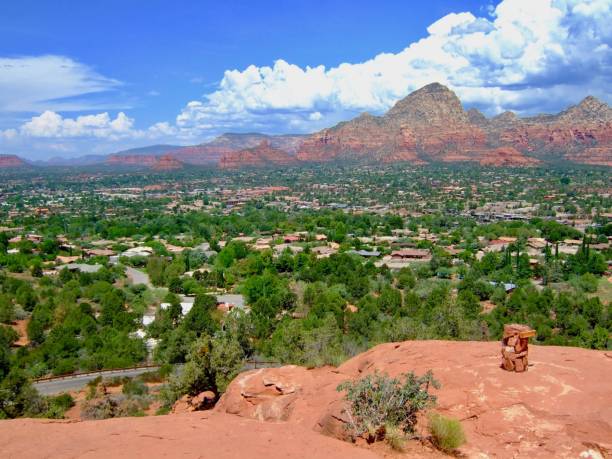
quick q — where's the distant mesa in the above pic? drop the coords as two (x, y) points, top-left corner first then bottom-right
(4, 83), (612, 170)
(0, 154), (27, 168)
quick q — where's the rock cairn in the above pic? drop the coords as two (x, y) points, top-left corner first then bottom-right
(501, 324), (536, 372)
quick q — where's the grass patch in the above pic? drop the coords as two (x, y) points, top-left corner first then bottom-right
(384, 423), (406, 451)
(428, 412), (466, 453)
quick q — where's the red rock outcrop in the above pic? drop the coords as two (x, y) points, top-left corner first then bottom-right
(172, 390), (216, 413)
(1, 341), (610, 458)
(216, 341), (612, 458)
(219, 140), (298, 169)
(0, 154), (27, 168)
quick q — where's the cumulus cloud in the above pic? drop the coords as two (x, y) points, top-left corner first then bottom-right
(0, 55), (121, 112)
(177, 0), (612, 135)
(19, 111), (137, 139)
(147, 121), (177, 137)
(11, 111), (184, 143)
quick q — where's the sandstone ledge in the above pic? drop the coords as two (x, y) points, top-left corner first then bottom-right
(1, 341), (610, 459)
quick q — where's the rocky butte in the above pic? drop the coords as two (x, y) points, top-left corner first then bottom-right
(1, 340), (610, 458)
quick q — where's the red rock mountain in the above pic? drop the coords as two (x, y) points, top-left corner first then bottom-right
(169, 133), (306, 165)
(295, 83), (612, 167)
(104, 134), (306, 168)
(102, 84), (611, 169)
(0, 154), (27, 168)
(2, 341), (610, 458)
(219, 140), (298, 169)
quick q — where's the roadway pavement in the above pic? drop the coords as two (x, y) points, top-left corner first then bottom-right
(125, 267), (153, 288)
(34, 366), (160, 395)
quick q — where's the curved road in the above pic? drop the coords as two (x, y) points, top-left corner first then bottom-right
(34, 366), (160, 395)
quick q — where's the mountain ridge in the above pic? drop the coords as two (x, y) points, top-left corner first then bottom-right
(3, 84), (611, 169)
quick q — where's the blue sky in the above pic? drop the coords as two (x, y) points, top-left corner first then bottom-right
(1, 0), (611, 159)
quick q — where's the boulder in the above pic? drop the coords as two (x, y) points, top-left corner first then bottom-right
(215, 366), (312, 422)
(172, 390), (216, 413)
(316, 399), (354, 442)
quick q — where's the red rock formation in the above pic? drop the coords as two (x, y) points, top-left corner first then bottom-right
(296, 83), (611, 167)
(477, 147), (541, 166)
(1, 341), (611, 458)
(219, 140), (298, 169)
(565, 147), (612, 166)
(151, 154), (184, 171)
(169, 134), (305, 165)
(0, 154), (27, 168)
(217, 341), (612, 458)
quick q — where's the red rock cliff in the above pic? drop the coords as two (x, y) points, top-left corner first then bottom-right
(220, 140), (298, 169)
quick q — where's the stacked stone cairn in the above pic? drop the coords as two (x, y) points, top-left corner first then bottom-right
(501, 324), (536, 372)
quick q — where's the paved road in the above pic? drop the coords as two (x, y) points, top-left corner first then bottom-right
(125, 267), (153, 288)
(34, 366), (160, 395)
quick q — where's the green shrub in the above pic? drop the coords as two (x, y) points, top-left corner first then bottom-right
(428, 413), (466, 452)
(155, 405), (171, 416)
(81, 395), (149, 420)
(337, 370), (439, 442)
(44, 393), (75, 418)
(138, 370), (164, 383)
(81, 397), (118, 420)
(122, 378), (149, 396)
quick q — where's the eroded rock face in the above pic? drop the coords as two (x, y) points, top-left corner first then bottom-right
(219, 141), (298, 169)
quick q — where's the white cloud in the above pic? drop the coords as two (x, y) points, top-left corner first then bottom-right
(0, 128), (17, 140)
(0, 55), (121, 112)
(12, 111), (183, 143)
(20, 111), (137, 139)
(177, 0), (612, 135)
(147, 121), (177, 137)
